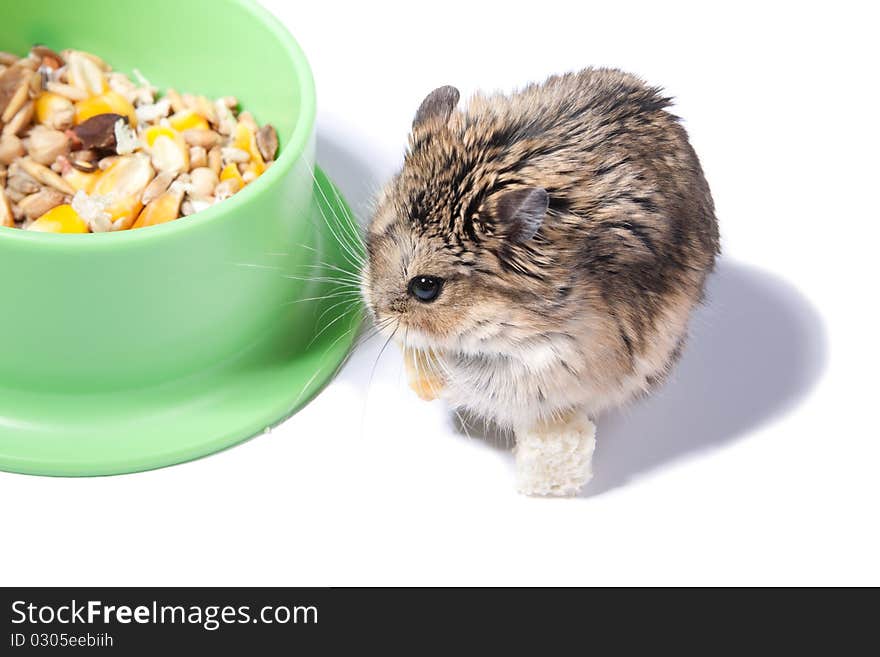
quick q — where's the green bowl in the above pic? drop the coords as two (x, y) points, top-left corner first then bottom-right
(0, 0), (363, 475)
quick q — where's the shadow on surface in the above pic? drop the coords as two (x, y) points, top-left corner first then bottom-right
(455, 261), (828, 496)
(589, 261), (827, 495)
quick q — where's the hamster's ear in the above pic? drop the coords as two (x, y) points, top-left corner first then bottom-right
(413, 86), (460, 129)
(495, 187), (549, 243)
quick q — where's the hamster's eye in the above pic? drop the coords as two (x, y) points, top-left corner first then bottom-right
(408, 276), (444, 303)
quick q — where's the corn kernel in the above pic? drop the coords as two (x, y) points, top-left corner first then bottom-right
(28, 204), (89, 233)
(168, 110), (210, 133)
(220, 162), (244, 186)
(93, 155), (155, 229)
(143, 125), (179, 147)
(34, 92), (72, 126)
(74, 91), (137, 126)
(62, 167), (100, 193)
(132, 187), (184, 229)
(232, 123), (265, 178)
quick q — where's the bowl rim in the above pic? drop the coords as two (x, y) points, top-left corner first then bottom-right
(0, 0), (317, 247)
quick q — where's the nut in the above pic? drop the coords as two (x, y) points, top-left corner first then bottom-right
(188, 167), (218, 199)
(0, 135), (24, 165)
(18, 187), (66, 220)
(189, 146), (207, 169)
(207, 145), (222, 176)
(221, 147), (250, 164)
(182, 128), (220, 149)
(24, 126), (70, 166)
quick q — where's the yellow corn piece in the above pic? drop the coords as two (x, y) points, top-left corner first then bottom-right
(74, 91), (137, 126)
(168, 110), (210, 132)
(28, 205), (89, 233)
(143, 125), (178, 147)
(220, 162), (244, 186)
(93, 155), (155, 229)
(232, 123), (265, 178)
(62, 167), (100, 194)
(131, 187), (184, 229)
(34, 92), (72, 126)
(143, 125), (189, 172)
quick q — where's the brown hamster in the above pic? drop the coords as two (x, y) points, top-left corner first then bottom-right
(361, 68), (719, 495)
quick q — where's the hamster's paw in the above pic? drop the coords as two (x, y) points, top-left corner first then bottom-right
(514, 413), (597, 497)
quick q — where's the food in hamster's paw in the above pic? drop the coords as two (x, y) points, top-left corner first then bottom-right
(514, 413), (596, 497)
(403, 348), (446, 401)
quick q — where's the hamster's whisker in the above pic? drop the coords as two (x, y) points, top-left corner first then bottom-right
(231, 262), (282, 270)
(326, 174), (368, 253)
(361, 320), (400, 438)
(308, 168), (366, 270)
(311, 167), (366, 258)
(350, 318), (394, 354)
(315, 295), (363, 329)
(307, 298), (364, 349)
(281, 289), (363, 307)
(282, 242), (364, 285)
(293, 261), (363, 280)
(291, 311), (365, 406)
(280, 273), (360, 287)
(418, 349), (471, 440)
(287, 266), (363, 287)
(232, 262), (362, 288)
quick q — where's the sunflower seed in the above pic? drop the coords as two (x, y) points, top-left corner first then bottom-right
(18, 158), (75, 195)
(18, 187), (66, 220)
(256, 124), (278, 161)
(46, 80), (88, 101)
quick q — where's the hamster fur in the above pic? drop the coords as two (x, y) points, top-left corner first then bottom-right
(361, 68), (719, 495)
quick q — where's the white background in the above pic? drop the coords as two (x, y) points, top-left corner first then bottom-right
(2, 0), (878, 586)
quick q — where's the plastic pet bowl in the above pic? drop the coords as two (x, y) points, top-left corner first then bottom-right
(0, 0), (362, 475)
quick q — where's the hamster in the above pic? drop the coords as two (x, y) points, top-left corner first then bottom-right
(361, 68), (719, 495)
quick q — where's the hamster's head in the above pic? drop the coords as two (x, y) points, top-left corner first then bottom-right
(361, 86), (555, 352)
